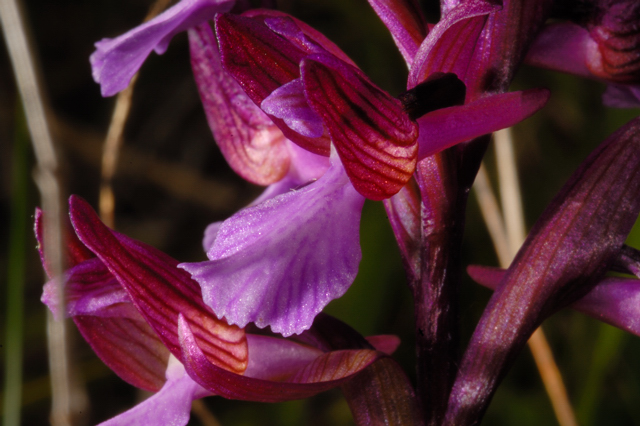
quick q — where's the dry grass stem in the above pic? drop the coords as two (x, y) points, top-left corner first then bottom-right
(99, 0), (172, 228)
(0, 0), (78, 424)
(472, 163), (511, 266)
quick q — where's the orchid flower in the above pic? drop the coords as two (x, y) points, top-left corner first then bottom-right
(37, 196), (420, 425)
(173, 6), (550, 338)
(526, 0), (640, 107)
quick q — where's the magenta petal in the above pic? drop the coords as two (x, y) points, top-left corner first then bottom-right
(91, 0), (234, 97)
(244, 334), (323, 380)
(416, 88), (550, 159)
(525, 22), (594, 79)
(98, 359), (206, 426)
(261, 79), (324, 138)
(178, 315), (381, 401)
(180, 156), (365, 336)
(366, 0), (428, 67)
(188, 23), (290, 185)
(365, 335), (401, 355)
(602, 84), (640, 109)
(68, 196), (248, 374)
(408, 0), (499, 89)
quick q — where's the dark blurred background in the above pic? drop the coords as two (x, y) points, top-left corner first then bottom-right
(1, 0), (640, 424)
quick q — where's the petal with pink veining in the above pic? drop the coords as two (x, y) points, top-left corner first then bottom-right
(408, 0), (499, 90)
(189, 23), (290, 185)
(178, 316), (382, 401)
(68, 196), (248, 374)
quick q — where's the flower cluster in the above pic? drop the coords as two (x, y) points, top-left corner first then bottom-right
(39, 0), (640, 424)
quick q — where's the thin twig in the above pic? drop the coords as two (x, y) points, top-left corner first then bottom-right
(99, 0), (172, 227)
(0, 0), (72, 424)
(494, 128), (578, 426)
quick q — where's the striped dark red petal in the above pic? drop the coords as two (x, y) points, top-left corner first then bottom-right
(178, 315), (383, 402)
(215, 13), (303, 104)
(302, 54), (418, 200)
(75, 315), (169, 392)
(68, 196), (248, 374)
(188, 23), (290, 185)
(215, 13), (332, 156)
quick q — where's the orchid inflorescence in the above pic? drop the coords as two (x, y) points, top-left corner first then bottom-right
(38, 0), (640, 424)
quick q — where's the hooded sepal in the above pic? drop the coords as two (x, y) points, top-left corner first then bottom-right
(215, 13), (333, 156)
(68, 196), (249, 374)
(188, 23), (290, 185)
(302, 54), (418, 200)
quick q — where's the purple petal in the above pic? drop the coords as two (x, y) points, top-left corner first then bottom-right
(91, 0), (234, 97)
(525, 22), (595, 79)
(201, 142), (330, 253)
(408, 0), (499, 90)
(68, 196), (249, 374)
(42, 258), (134, 321)
(366, 0), (428, 67)
(178, 315), (382, 401)
(244, 334), (323, 380)
(416, 89), (550, 159)
(603, 84), (640, 109)
(468, 265), (640, 338)
(180, 154), (365, 336)
(202, 221), (222, 253)
(302, 54), (418, 200)
(261, 79), (324, 138)
(365, 335), (401, 355)
(98, 358), (207, 426)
